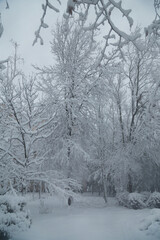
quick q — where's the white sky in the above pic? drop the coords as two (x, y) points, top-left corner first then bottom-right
(0, 0), (155, 74)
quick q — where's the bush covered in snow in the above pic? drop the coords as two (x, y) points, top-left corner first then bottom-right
(116, 191), (129, 207)
(128, 192), (146, 209)
(117, 192), (146, 209)
(141, 191), (151, 203)
(117, 191), (160, 209)
(0, 194), (31, 239)
(147, 192), (160, 208)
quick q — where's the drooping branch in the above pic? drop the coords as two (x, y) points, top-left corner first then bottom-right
(66, 0), (141, 64)
(33, 0), (61, 45)
(33, 0), (136, 49)
(0, 147), (25, 167)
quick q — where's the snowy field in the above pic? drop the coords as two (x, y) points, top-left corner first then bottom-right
(12, 194), (160, 240)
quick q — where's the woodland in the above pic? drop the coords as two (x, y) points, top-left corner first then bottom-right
(0, 1), (160, 239)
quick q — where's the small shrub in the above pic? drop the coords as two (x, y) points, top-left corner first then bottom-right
(141, 192), (151, 203)
(147, 192), (160, 208)
(117, 192), (146, 209)
(0, 194), (31, 239)
(116, 191), (129, 207)
(128, 192), (146, 209)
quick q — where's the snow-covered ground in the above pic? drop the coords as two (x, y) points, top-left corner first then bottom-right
(12, 194), (160, 240)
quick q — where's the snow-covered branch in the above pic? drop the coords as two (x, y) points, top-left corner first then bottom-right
(33, 0), (60, 45)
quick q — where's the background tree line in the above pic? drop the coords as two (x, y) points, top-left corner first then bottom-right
(0, 18), (160, 202)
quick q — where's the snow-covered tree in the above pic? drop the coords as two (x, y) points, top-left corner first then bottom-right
(103, 33), (160, 193)
(35, 19), (98, 186)
(0, 43), (80, 197)
(0, 44), (46, 194)
(86, 30), (160, 195)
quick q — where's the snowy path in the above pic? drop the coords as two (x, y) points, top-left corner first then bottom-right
(13, 195), (158, 240)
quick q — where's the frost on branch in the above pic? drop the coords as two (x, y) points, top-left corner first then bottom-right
(145, 19), (160, 37)
(34, 0), (136, 48)
(33, 0), (60, 45)
(65, 0), (139, 64)
(47, 1), (60, 12)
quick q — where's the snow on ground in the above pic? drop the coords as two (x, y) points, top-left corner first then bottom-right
(12, 193), (159, 240)
(140, 208), (160, 238)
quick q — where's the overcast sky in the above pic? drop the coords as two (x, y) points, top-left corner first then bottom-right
(0, 0), (155, 74)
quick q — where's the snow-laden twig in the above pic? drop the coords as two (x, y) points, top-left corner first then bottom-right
(33, 0), (60, 45)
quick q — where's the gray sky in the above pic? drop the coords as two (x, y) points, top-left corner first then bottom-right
(0, 0), (155, 74)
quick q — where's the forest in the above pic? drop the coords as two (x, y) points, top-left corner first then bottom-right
(0, 1), (160, 240)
